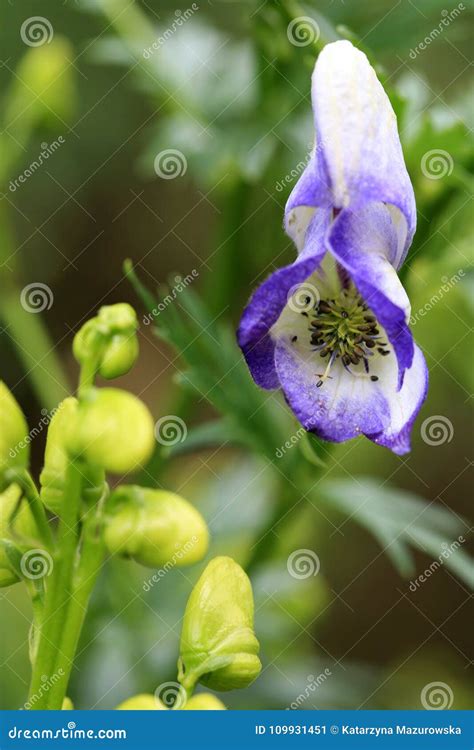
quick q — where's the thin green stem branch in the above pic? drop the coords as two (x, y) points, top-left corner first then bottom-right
(27, 460), (82, 708)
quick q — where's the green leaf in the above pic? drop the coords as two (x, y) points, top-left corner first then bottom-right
(321, 478), (472, 585)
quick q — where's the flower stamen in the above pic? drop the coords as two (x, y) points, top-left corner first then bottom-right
(307, 287), (389, 386)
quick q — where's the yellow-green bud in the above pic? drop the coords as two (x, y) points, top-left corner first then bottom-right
(39, 398), (104, 515)
(73, 303), (139, 380)
(66, 389), (154, 474)
(183, 694), (226, 710)
(62, 697), (74, 710)
(178, 557), (261, 692)
(0, 484), (37, 588)
(116, 694), (165, 710)
(0, 382), (29, 474)
(104, 486), (209, 569)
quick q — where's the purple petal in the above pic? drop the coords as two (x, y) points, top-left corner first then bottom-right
(312, 40), (416, 265)
(273, 331), (427, 455)
(237, 210), (331, 389)
(329, 203), (414, 388)
(366, 345), (429, 454)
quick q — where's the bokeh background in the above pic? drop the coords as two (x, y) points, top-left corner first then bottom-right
(0, 0), (473, 710)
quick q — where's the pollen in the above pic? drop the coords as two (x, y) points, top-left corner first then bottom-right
(307, 287), (389, 387)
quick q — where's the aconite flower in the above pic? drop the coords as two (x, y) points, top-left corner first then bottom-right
(103, 485), (209, 568)
(178, 556), (261, 692)
(238, 41), (428, 454)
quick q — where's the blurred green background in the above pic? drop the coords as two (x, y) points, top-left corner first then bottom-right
(0, 0), (472, 710)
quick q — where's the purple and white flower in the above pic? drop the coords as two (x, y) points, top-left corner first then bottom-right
(238, 40), (428, 455)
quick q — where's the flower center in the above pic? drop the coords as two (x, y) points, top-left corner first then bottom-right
(308, 287), (390, 387)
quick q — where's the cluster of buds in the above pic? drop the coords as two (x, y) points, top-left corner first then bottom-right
(0, 303), (261, 708)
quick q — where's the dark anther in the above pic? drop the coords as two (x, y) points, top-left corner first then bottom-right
(291, 335), (298, 342)
(370, 375), (379, 382)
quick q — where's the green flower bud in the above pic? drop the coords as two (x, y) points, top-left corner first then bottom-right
(73, 303), (139, 380)
(0, 484), (37, 588)
(66, 389), (154, 474)
(39, 398), (104, 515)
(0, 382), (29, 474)
(98, 335), (139, 380)
(116, 694), (165, 710)
(178, 557), (261, 692)
(104, 486), (209, 568)
(183, 694), (226, 710)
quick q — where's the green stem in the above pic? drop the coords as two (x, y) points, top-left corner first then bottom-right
(45, 496), (107, 709)
(27, 460), (82, 708)
(4, 468), (53, 549)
